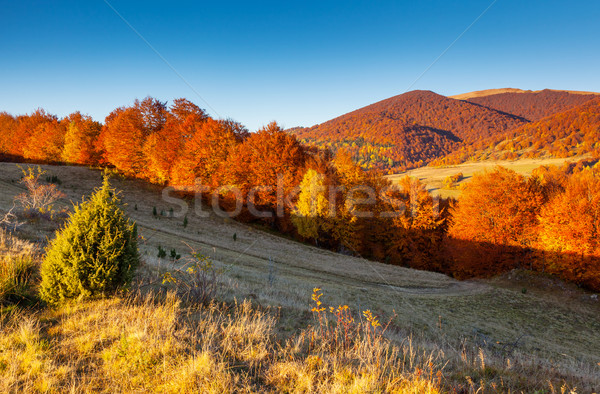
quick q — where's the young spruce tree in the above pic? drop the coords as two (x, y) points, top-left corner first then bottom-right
(40, 175), (140, 305)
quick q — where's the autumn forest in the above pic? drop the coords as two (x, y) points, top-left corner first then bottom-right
(1, 90), (599, 292)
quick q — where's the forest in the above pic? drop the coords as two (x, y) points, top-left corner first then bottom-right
(466, 89), (598, 121)
(0, 96), (599, 291)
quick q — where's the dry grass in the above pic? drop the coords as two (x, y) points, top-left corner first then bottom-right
(0, 291), (446, 393)
(0, 294), (245, 392)
(449, 88), (599, 100)
(0, 228), (39, 306)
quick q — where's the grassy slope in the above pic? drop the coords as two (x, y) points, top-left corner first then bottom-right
(1, 162), (599, 391)
(386, 157), (587, 199)
(450, 88), (599, 101)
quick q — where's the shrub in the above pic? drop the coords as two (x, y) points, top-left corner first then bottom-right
(442, 172), (463, 189)
(169, 248), (180, 260)
(162, 251), (221, 305)
(45, 174), (61, 184)
(157, 245), (167, 259)
(15, 166), (65, 216)
(39, 175), (140, 305)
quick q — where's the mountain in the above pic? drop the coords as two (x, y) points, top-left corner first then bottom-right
(461, 89), (599, 121)
(432, 96), (600, 165)
(290, 90), (527, 172)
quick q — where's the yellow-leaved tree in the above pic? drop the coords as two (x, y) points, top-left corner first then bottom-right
(292, 169), (330, 243)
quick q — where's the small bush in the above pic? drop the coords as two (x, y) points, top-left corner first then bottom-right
(157, 245), (167, 259)
(39, 175), (140, 305)
(15, 166), (65, 216)
(45, 174), (61, 185)
(443, 172), (464, 189)
(162, 251), (221, 305)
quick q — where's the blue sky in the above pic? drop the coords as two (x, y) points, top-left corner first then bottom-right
(1, 0), (599, 131)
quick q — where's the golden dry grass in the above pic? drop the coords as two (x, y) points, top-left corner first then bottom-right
(0, 228), (39, 305)
(0, 291), (446, 393)
(0, 162), (598, 392)
(449, 88), (599, 100)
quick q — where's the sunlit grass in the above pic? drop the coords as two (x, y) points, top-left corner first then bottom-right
(0, 228), (39, 306)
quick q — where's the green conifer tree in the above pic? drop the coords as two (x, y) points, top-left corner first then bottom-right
(39, 175), (140, 305)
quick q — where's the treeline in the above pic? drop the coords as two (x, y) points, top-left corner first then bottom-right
(447, 161), (600, 290)
(1, 98), (599, 291)
(0, 97), (445, 266)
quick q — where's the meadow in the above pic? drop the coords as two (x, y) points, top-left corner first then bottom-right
(387, 157), (588, 199)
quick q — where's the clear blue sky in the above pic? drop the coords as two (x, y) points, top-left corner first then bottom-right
(1, 0), (599, 131)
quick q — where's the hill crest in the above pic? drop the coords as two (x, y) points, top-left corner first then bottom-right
(291, 90), (527, 172)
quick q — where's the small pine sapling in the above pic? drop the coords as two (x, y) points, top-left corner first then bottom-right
(39, 175), (140, 305)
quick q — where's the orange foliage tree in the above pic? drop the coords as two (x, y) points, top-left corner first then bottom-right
(169, 118), (246, 186)
(386, 176), (444, 270)
(0, 112), (17, 156)
(23, 119), (65, 162)
(61, 112), (102, 165)
(144, 99), (208, 184)
(446, 167), (544, 277)
(98, 106), (146, 176)
(98, 97), (167, 178)
(11, 109), (58, 159)
(536, 169), (600, 289)
(221, 122), (306, 227)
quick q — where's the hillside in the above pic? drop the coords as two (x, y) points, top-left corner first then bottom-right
(1, 162), (599, 392)
(432, 96), (600, 165)
(464, 89), (599, 121)
(290, 90), (527, 172)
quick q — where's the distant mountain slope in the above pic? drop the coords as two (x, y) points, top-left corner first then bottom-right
(290, 90), (527, 172)
(464, 89), (599, 121)
(450, 88), (598, 101)
(431, 97), (600, 165)
(450, 88), (530, 100)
